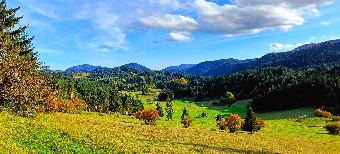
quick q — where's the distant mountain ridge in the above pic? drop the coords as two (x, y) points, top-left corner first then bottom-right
(121, 63), (150, 71)
(185, 39), (340, 76)
(64, 39), (340, 76)
(65, 64), (106, 72)
(162, 64), (196, 72)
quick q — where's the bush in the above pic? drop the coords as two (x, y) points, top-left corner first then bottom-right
(60, 98), (86, 114)
(217, 118), (227, 130)
(332, 116), (340, 121)
(314, 109), (324, 117)
(324, 122), (340, 134)
(135, 109), (160, 125)
(257, 119), (266, 130)
(216, 114), (222, 122)
(181, 115), (193, 128)
(226, 113), (242, 133)
(315, 109), (333, 118)
(323, 111), (333, 119)
(45, 94), (62, 113)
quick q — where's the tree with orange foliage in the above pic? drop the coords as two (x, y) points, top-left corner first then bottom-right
(135, 109), (160, 125)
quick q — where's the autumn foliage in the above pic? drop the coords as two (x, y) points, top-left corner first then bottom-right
(60, 98), (86, 114)
(257, 119), (266, 130)
(314, 109), (333, 118)
(0, 1), (57, 117)
(135, 109), (160, 125)
(332, 116), (340, 121)
(181, 115), (193, 128)
(217, 113), (242, 133)
(226, 113), (242, 133)
(324, 122), (340, 135)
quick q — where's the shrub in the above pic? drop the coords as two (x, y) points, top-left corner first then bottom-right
(196, 112), (207, 118)
(226, 113), (242, 133)
(181, 115), (193, 128)
(314, 109), (324, 117)
(45, 94), (62, 113)
(257, 119), (266, 130)
(332, 116), (340, 121)
(216, 114), (222, 122)
(135, 109), (160, 125)
(324, 122), (340, 134)
(323, 111), (333, 119)
(217, 118), (227, 130)
(60, 98), (86, 114)
(315, 109), (333, 118)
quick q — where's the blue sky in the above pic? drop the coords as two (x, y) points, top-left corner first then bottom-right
(7, 0), (340, 70)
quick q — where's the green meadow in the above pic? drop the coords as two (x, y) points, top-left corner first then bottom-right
(1, 96), (339, 154)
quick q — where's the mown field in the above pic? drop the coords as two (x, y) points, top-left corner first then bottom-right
(0, 98), (339, 154)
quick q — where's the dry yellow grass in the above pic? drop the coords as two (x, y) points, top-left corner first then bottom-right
(1, 111), (339, 154)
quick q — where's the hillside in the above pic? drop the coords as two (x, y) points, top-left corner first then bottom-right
(65, 64), (105, 72)
(1, 100), (340, 153)
(121, 63), (150, 71)
(162, 64), (196, 72)
(186, 40), (340, 76)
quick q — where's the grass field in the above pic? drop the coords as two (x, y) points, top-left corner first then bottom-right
(0, 98), (339, 153)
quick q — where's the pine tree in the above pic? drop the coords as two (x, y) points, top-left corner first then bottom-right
(0, 1), (55, 117)
(130, 96), (144, 114)
(156, 102), (164, 117)
(166, 98), (174, 120)
(110, 86), (122, 113)
(181, 107), (189, 120)
(243, 106), (259, 133)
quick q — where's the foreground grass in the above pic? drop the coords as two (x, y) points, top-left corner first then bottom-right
(1, 106), (340, 153)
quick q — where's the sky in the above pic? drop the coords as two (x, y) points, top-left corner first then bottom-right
(7, 0), (340, 70)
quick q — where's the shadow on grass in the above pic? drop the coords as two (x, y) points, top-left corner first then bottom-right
(138, 137), (276, 154)
(178, 142), (278, 154)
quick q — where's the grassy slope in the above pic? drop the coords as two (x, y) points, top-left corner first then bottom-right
(1, 98), (340, 153)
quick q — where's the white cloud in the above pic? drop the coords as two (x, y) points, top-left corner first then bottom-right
(191, 0), (335, 35)
(321, 21), (330, 25)
(270, 42), (307, 51)
(140, 14), (198, 31)
(168, 32), (192, 41)
(19, 0), (59, 19)
(74, 2), (129, 51)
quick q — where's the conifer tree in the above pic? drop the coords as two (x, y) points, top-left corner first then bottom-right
(110, 86), (122, 113)
(156, 102), (164, 117)
(181, 107), (189, 120)
(0, 0), (55, 117)
(166, 98), (174, 120)
(243, 106), (259, 133)
(130, 96), (144, 114)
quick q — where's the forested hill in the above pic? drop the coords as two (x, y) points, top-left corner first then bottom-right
(65, 64), (106, 72)
(122, 63), (150, 71)
(186, 39), (340, 76)
(162, 64), (196, 72)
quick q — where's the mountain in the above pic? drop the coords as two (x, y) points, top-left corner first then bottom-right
(162, 64), (196, 72)
(121, 63), (150, 71)
(186, 39), (340, 76)
(185, 58), (253, 76)
(65, 64), (106, 72)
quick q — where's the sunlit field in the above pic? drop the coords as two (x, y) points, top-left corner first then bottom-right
(1, 99), (339, 154)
